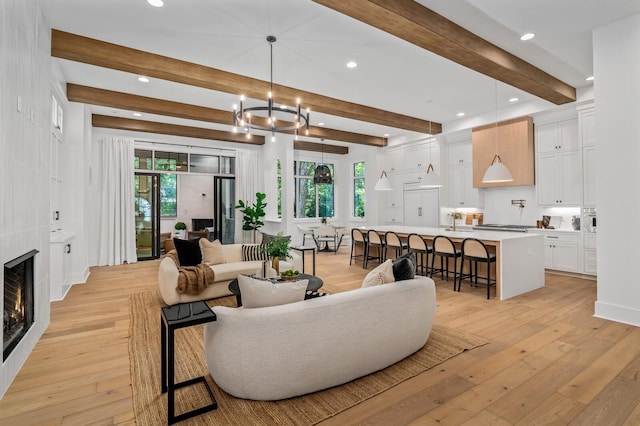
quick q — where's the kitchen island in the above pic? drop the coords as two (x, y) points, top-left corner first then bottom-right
(358, 225), (545, 300)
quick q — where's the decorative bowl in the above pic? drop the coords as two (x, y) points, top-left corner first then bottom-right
(280, 274), (299, 282)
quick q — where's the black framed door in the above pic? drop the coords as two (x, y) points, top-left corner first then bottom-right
(135, 173), (161, 260)
(214, 176), (235, 244)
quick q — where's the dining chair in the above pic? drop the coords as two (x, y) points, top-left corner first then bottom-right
(297, 224), (315, 246)
(314, 225), (339, 253)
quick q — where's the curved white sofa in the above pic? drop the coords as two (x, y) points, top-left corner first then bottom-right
(158, 243), (301, 306)
(203, 276), (436, 400)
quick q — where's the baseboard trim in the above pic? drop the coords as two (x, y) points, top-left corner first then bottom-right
(594, 300), (640, 327)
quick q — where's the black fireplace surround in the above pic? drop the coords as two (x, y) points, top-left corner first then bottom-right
(3, 250), (37, 361)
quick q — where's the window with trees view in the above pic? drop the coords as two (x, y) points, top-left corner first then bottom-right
(294, 160), (334, 218)
(277, 159), (282, 219)
(353, 161), (365, 217)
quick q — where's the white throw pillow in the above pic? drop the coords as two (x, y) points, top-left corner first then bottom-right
(361, 259), (395, 288)
(200, 238), (225, 265)
(237, 274), (308, 308)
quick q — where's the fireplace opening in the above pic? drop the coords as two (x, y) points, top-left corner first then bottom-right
(3, 250), (37, 362)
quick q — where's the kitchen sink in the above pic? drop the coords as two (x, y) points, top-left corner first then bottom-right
(444, 228), (474, 232)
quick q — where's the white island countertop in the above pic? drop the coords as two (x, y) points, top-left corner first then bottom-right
(357, 225), (545, 300)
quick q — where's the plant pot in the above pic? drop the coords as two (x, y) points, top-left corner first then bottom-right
(271, 256), (280, 275)
(280, 274), (299, 282)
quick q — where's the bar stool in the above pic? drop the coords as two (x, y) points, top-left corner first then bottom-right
(461, 238), (497, 299)
(366, 230), (385, 268)
(350, 228), (369, 268)
(407, 233), (432, 276)
(430, 235), (463, 291)
(384, 231), (408, 260)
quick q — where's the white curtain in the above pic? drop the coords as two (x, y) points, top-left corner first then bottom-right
(96, 136), (137, 265)
(235, 150), (260, 243)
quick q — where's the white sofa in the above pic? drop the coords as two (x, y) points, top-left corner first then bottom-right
(158, 243), (302, 306)
(203, 276), (436, 400)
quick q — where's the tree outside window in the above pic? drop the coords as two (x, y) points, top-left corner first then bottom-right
(277, 159), (282, 219)
(353, 161), (365, 218)
(294, 160), (334, 218)
(160, 174), (177, 217)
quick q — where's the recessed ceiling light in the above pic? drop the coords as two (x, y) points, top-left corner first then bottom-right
(318, 122), (325, 126)
(147, 0), (164, 7)
(383, 133), (390, 137)
(346, 61), (358, 69)
(586, 76), (595, 81)
(457, 112), (465, 117)
(138, 76), (150, 83)
(520, 33), (535, 41)
(133, 112), (142, 117)
(509, 97), (519, 103)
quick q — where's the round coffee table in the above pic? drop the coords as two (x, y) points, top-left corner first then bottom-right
(228, 273), (323, 307)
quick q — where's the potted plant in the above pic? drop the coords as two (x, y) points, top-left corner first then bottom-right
(174, 221), (187, 239)
(321, 217), (327, 225)
(263, 232), (291, 275)
(235, 192), (267, 243)
(448, 211), (463, 231)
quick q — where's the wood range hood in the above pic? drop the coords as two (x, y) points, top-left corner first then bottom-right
(472, 116), (535, 188)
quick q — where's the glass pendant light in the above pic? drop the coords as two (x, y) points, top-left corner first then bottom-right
(314, 139), (333, 184)
(483, 80), (513, 183)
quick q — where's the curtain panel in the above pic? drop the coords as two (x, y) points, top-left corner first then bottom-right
(96, 136), (137, 265)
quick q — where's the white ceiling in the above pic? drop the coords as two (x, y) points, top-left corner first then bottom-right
(38, 0), (640, 144)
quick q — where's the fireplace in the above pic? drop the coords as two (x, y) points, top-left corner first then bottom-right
(3, 250), (37, 361)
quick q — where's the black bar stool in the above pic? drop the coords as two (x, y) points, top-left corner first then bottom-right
(430, 235), (463, 291)
(384, 231), (408, 260)
(407, 233), (432, 276)
(365, 230), (385, 268)
(461, 238), (497, 299)
(350, 228), (369, 268)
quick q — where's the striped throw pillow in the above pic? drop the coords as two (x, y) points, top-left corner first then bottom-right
(242, 244), (269, 261)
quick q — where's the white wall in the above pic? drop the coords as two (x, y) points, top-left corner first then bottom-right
(593, 13), (640, 326)
(0, 0), (51, 399)
(175, 174), (214, 231)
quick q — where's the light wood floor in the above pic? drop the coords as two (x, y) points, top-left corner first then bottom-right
(1, 247), (638, 425)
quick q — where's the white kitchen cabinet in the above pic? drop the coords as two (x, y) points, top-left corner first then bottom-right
(448, 141), (483, 207)
(579, 107), (596, 147)
(584, 233), (597, 275)
(382, 173), (404, 208)
(537, 231), (580, 272)
(583, 145), (596, 206)
(536, 119), (579, 154)
(403, 188), (440, 227)
(537, 150), (582, 206)
(536, 118), (582, 206)
(386, 149), (404, 174)
(50, 233), (74, 301)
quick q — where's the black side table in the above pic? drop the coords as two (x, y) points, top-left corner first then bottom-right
(161, 301), (217, 424)
(290, 245), (316, 275)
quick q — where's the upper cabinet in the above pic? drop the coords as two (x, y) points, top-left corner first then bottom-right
(448, 141), (483, 208)
(579, 106), (596, 206)
(472, 116), (535, 188)
(536, 117), (582, 206)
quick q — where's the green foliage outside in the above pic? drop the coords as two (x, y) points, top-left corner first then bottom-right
(160, 174), (177, 216)
(353, 161), (365, 217)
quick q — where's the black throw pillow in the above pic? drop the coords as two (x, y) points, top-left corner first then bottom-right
(392, 252), (417, 281)
(173, 238), (202, 266)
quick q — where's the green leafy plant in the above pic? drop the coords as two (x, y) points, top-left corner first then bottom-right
(321, 217), (327, 224)
(235, 192), (267, 242)
(281, 269), (300, 277)
(174, 221), (187, 230)
(263, 232), (291, 259)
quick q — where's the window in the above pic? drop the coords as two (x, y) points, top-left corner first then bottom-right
(277, 159), (282, 219)
(353, 161), (365, 218)
(154, 151), (188, 171)
(189, 154), (219, 173)
(294, 160), (334, 218)
(160, 173), (177, 217)
(134, 149), (152, 170)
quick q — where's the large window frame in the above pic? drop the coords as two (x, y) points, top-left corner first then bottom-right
(293, 160), (335, 219)
(352, 161), (365, 218)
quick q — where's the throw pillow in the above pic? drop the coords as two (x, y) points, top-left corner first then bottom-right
(199, 238), (225, 265)
(173, 238), (202, 266)
(237, 274), (308, 308)
(392, 252), (417, 281)
(242, 244), (269, 261)
(361, 259), (395, 288)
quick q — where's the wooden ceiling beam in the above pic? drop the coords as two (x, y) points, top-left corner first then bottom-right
(68, 84), (387, 147)
(52, 29), (440, 135)
(294, 141), (349, 155)
(91, 115), (265, 145)
(314, 0), (576, 105)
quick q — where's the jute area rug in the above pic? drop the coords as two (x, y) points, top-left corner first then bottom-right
(129, 290), (487, 425)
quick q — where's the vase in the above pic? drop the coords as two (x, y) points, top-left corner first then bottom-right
(271, 256), (280, 275)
